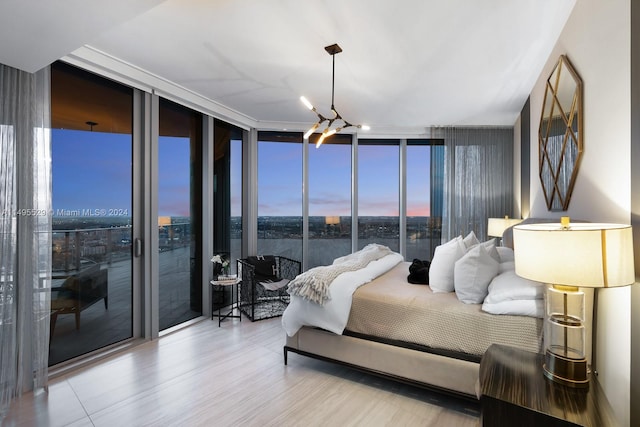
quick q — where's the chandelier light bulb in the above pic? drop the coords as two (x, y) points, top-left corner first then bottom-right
(316, 128), (337, 148)
(316, 133), (328, 148)
(300, 96), (314, 111)
(304, 123), (319, 139)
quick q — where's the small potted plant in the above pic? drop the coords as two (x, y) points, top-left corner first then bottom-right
(211, 254), (230, 279)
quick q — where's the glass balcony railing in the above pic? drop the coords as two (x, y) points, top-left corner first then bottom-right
(52, 226), (132, 273)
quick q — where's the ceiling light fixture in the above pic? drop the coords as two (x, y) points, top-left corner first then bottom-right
(300, 43), (369, 148)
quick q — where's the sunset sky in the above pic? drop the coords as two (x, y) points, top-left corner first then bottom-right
(52, 130), (431, 218)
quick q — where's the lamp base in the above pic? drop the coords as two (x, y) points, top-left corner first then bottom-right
(543, 349), (589, 388)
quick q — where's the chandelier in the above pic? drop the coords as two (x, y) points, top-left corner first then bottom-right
(300, 43), (369, 148)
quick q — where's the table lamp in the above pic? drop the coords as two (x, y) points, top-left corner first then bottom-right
(512, 218), (634, 388)
(487, 216), (523, 241)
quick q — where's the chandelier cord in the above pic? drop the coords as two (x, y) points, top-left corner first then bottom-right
(331, 53), (335, 111)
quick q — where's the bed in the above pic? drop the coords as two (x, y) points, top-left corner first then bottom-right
(282, 239), (545, 400)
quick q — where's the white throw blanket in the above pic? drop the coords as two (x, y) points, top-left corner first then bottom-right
(287, 244), (393, 305)
(282, 251), (403, 336)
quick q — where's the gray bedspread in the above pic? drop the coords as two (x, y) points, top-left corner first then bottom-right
(345, 262), (544, 357)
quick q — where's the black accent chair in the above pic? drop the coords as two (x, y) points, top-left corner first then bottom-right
(237, 256), (300, 321)
(50, 264), (108, 335)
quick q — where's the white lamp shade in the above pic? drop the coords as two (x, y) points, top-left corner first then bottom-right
(513, 222), (635, 288)
(487, 217), (523, 238)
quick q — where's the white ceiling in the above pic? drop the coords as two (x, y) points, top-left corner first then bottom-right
(0, 0), (576, 134)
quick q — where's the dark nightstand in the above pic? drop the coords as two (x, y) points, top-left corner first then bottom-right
(479, 344), (618, 427)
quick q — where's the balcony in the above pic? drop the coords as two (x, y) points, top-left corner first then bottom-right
(49, 224), (197, 366)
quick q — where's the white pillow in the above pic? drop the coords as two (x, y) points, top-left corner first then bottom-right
(429, 236), (465, 293)
(463, 231), (480, 249)
(465, 238), (500, 262)
(479, 239), (501, 263)
(454, 244), (500, 304)
(498, 261), (515, 274)
(496, 246), (515, 263)
(482, 299), (544, 318)
(484, 269), (545, 303)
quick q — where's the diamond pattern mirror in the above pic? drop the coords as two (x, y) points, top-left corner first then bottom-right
(538, 55), (583, 211)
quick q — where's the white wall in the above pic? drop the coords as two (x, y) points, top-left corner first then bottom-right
(527, 0), (631, 425)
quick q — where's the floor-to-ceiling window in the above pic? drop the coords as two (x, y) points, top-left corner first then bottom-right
(158, 99), (202, 331)
(213, 120), (243, 274)
(50, 62), (133, 365)
(405, 139), (443, 260)
(357, 139), (400, 252)
(257, 132), (302, 260)
(308, 134), (352, 268)
(252, 132), (442, 266)
(230, 137), (242, 268)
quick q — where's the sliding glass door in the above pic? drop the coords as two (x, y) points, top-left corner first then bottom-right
(158, 99), (202, 331)
(50, 61), (243, 364)
(50, 62), (133, 365)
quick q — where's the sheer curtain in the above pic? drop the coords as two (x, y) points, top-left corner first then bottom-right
(431, 126), (514, 243)
(0, 64), (51, 418)
(429, 142), (445, 256)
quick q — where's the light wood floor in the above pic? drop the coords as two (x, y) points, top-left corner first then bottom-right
(4, 315), (480, 427)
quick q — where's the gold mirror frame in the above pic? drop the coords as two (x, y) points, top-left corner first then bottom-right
(538, 55), (583, 211)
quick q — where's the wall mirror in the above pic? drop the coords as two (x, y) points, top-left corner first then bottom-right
(538, 54), (583, 211)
